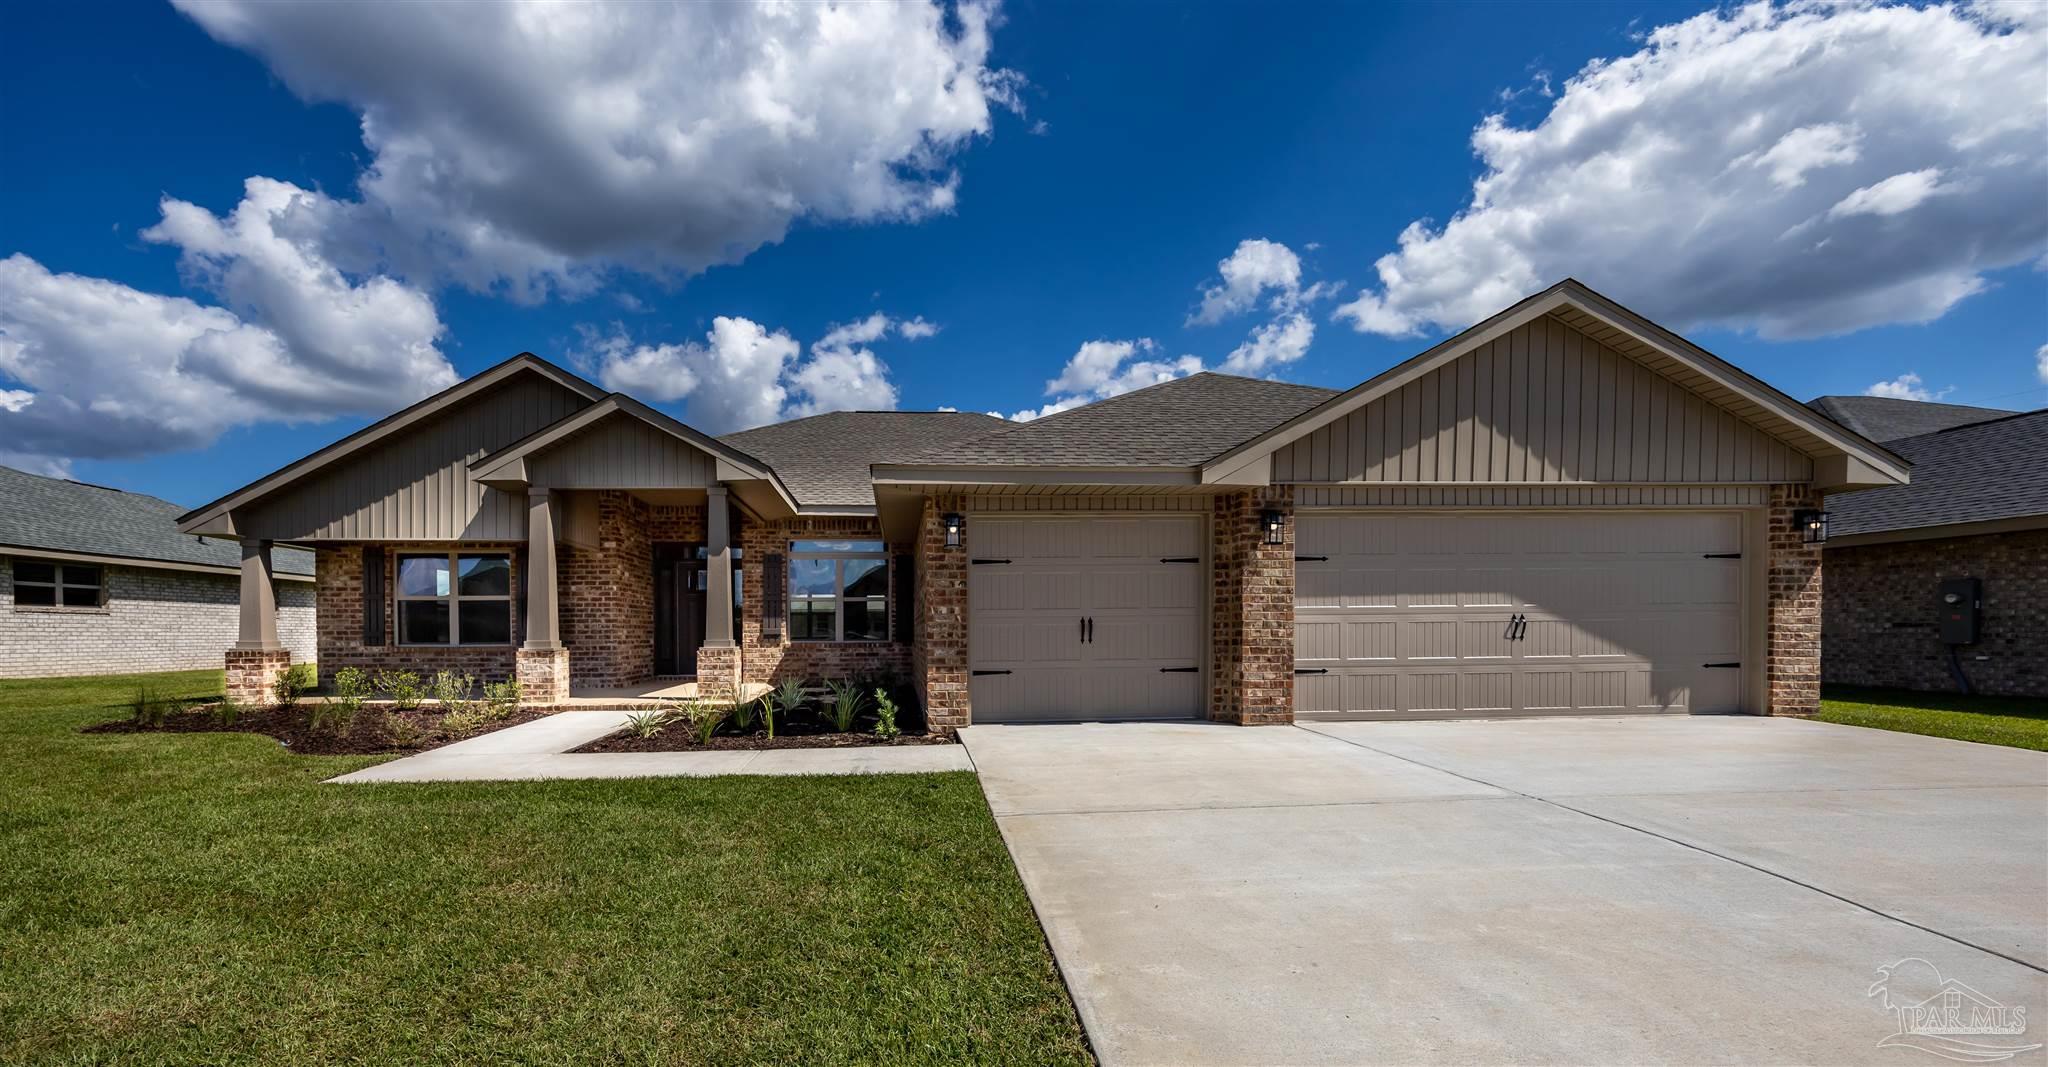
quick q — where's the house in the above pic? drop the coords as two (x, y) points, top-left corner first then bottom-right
(1805, 398), (2046, 698)
(176, 279), (1908, 724)
(1, 465), (315, 678)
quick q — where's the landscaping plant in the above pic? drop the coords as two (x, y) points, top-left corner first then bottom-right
(273, 664), (314, 711)
(482, 679), (522, 719)
(380, 711), (426, 748)
(730, 695), (758, 732)
(374, 669), (423, 711)
(430, 671), (477, 711)
(210, 693), (243, 728)
(625, 708), (674, 739)
(872, 688), (901, 740)
(687, 700), (729, 745)
(131, 686), (177, 728)
(328, 667), (370, 732)
(823, 678), (869, 733)
(765, 678), (807, 740)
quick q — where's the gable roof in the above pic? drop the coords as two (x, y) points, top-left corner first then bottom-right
(178, 353), (604, 534)
(1826, 409), (2048, 544)
(1200, 279), (1910, 489)
(719, 410), (1006, 507)
(895, 373), (1338, 469)
(1, 465), (313, 577)
(1806, 395), (2016, 443)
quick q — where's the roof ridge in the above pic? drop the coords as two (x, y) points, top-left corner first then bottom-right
(1905, 405), (2048, 440)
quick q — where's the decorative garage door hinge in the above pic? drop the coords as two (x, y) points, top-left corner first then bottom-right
(971, 669), (1012, 676)
(1159, 556), (1200, 563)
(1702, 662), (1741, 668)
(1158, 666), (1199, 673)
(1294, 555), (1329, 562)
(1294, 668), (1329, 675)
(970, 558), (1012, 565)
(1702, 553), (1742, 559)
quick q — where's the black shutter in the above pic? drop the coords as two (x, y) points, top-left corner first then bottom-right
(761, 553), (785, 639)
(892, 552), (913, 643)
(362, 546), (385, 646)
(515, 546), (528, 643)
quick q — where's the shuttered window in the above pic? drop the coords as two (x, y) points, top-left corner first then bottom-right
(761, 553), (785, 638)
(362, 546), (386, 645)
(892, 552), (913, 643)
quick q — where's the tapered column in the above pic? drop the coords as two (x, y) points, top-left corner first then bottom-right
(523, 488), (561, 650)
(235, 539), (281, 650)
(704, 484), (735, 648)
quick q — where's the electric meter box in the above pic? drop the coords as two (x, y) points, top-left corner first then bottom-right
(1937, 577), (1981, 645)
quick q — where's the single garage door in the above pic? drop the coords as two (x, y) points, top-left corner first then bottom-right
(969, 515), (1205, 723)
(1295, 511), (1745, 718)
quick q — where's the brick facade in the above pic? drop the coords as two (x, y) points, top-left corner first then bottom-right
(1210, 487), (1296, 725)
(1766, 484), (1824, 716)
(559, 491), (656, 688)
(912, 496), (969, 734)
(224, 647), (293, 705)
(737, 514), (913, 690)
(315, 544), (522, 685)
(0, 554), (313, 679)
(1823, 528), (2048, 698)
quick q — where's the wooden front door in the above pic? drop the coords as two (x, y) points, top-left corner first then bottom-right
(654, 542), (706, 676)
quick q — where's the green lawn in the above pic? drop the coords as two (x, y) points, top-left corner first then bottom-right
(0, 670), (1089, 1065)
(1818, 685), (2048, 751)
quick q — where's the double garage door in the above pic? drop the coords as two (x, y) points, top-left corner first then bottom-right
(968, 515), (1205, 723)
(1295, 511), (1746, 717)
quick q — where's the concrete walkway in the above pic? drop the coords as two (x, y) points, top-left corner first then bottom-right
(329, 710), (971, 783)
(963, 717), (2048, 1066)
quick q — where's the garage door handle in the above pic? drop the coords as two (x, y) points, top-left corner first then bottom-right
(1086, 617), (1094, 643)
(971, 669), (1012, 676)
(1702, 662), (1741, 669)
(1159, 667), (1199, 673)
(1294, 668), (1328, 675)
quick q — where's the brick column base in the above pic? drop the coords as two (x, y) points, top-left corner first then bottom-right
(695, 645), (741, 703)
(515, 647), (571, 706)
(1766, 484), (1824, 716)
(225, 648), (292, 707)
(1211, 487), (1296, 725)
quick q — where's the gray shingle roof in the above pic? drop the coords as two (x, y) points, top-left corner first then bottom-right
(1806, 395), (2014, 442)
(905, 373), (1340, 467)
(1826, 410), (2048, 538)
(718, 411), (1008, 507)
(0, 465), (314, 575)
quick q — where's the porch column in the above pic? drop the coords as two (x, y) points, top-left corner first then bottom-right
(235, 539), (280, 650)
(516, 487), (570, 705)
(704, 484), (735, 648)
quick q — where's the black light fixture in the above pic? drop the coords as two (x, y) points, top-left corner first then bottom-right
(1797, 509), (1830, 544)
(942, 512), (965, 548)
(1260, 509), (1286, 546)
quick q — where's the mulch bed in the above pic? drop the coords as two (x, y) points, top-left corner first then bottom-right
(576, 722), (953, 754)
(84, 703), (551, 756)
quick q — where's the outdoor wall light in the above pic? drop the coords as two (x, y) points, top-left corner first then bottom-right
(1797, 509), (1830, 544)
(1261, 509), (1286, 546)
(942, 512), (965, 548)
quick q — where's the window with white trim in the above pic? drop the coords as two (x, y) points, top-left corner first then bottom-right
(395, 553), (512, 645)
(11, 559), (103, 609)
(788, 540), (888, 642)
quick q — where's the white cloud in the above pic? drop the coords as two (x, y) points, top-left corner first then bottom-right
(173, 0), (1020, 298)
(1863, 372), (1950, 402)
(898, 316), (941, 340)
(2035, 343), (2047, 385)
(1190, 239), (1304, 325)
(787, 348), (899, 416)
(1220, 312), (1315, 376)
(1333, 2), (2048, 341)
(593, 317), (800, 433)
(1012, 338), (1203, 420)
(0, 184), (454, 468)
(817, 313), (895, 351)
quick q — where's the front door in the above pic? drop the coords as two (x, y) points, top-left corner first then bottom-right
(653, 542), (706, 676)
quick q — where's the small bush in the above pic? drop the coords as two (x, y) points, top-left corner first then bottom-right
(430, 671), (476, 709)
(731, 695), (758, 731)
(328, 667), (369, 730)
(683, 700), (729, 745)
(765, 677), (808, 740)
(374, 669), (424, 711)
(872, 688), (901, 740)
(441, 706), (491, 737)
(131, 686), (182, 728)
(823, 679), (869, 733)
(624, 708), (673, 739)
(211, 693), (244, 728)
(381, 711), (427, 748)
(483, 679), (522, 718)
(273, 664), (314, 711)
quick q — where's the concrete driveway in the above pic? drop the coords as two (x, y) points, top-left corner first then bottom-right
(960, 717), (2048, 1066)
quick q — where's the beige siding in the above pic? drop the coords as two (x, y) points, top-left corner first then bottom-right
(527, 414), (717, 490)
(1276, 318), (1812, 485)
(239, 375), (592, 541)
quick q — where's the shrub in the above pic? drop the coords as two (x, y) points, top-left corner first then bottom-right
(328, 667), (369, 730)
(211, 693), (244, 728)
(273, 664), (315, 711)
(381, 711), (426, 748)
(624, 708), (673, 739)
(823, 679), (869, 733)
(731, 694), (758, 731)
(374, 669), (424, 711)
(430, 670), (476, 710)
(441, 706), (491, 737)
(131, 686), (180, 728)
(872, 688), (901, 740)
(765, 678), (808, 740)
(483, 679), (522, 719)
(683, 700), (728, 745)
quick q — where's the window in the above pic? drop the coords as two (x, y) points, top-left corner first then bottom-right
(788, 539), (888, 642)
(396, 553), (512, 645)
(12, 559), (102, 609)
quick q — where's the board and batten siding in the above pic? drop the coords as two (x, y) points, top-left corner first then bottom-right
(237, 375), (594, 542)
(527, 414), (718, 490)
(1274, 316), (1813, 485)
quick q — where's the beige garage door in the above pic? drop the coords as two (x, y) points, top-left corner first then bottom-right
(969, 515), (1205, 723)
(1295, 511), (1745, 718)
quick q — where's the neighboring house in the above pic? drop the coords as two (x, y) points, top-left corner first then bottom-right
(1805, 398), (2046, 698)
(178, 279), (1907, 723)
(0, 466), (315, 679)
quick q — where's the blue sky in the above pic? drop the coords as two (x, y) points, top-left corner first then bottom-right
(3, 0), (2043, 507)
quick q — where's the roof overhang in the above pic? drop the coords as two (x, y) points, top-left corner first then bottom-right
(1198, 279), (1911, 492)
(0, 543), (316, 581)
(872, 460), (1270, 489)
(177, 353), (607, 537)
(1825, 513), (2048, 550)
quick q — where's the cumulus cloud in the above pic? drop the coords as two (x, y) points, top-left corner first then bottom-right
(1190, 239), (1303, 325)
(2035, 343), (2047, 385)
(1333, 2), (2048, 341)
(1220, 312), (1315, 376)
(0, 183), (454, 469)
(1863, 372), (1949, 402)
(1008, 338), (1203, 421)
(898, 316), (941, 340)
(172, 0), (1020, 298)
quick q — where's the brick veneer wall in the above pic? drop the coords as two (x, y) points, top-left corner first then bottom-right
(737, 514), (913, 692)
(559, 491), (656, 688)
(314, 544), (523, 685)
(1210, 487), (1295, 725)
(1766, 484), (1824, 715)
(0, 554), (314, 679)
(913, 496), (968, 733)
(1822, 528), (2047, 698)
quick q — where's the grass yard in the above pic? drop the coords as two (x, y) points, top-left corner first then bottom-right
(1818, 685), (2048, 751)
(0, 671), (1089, 1065)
